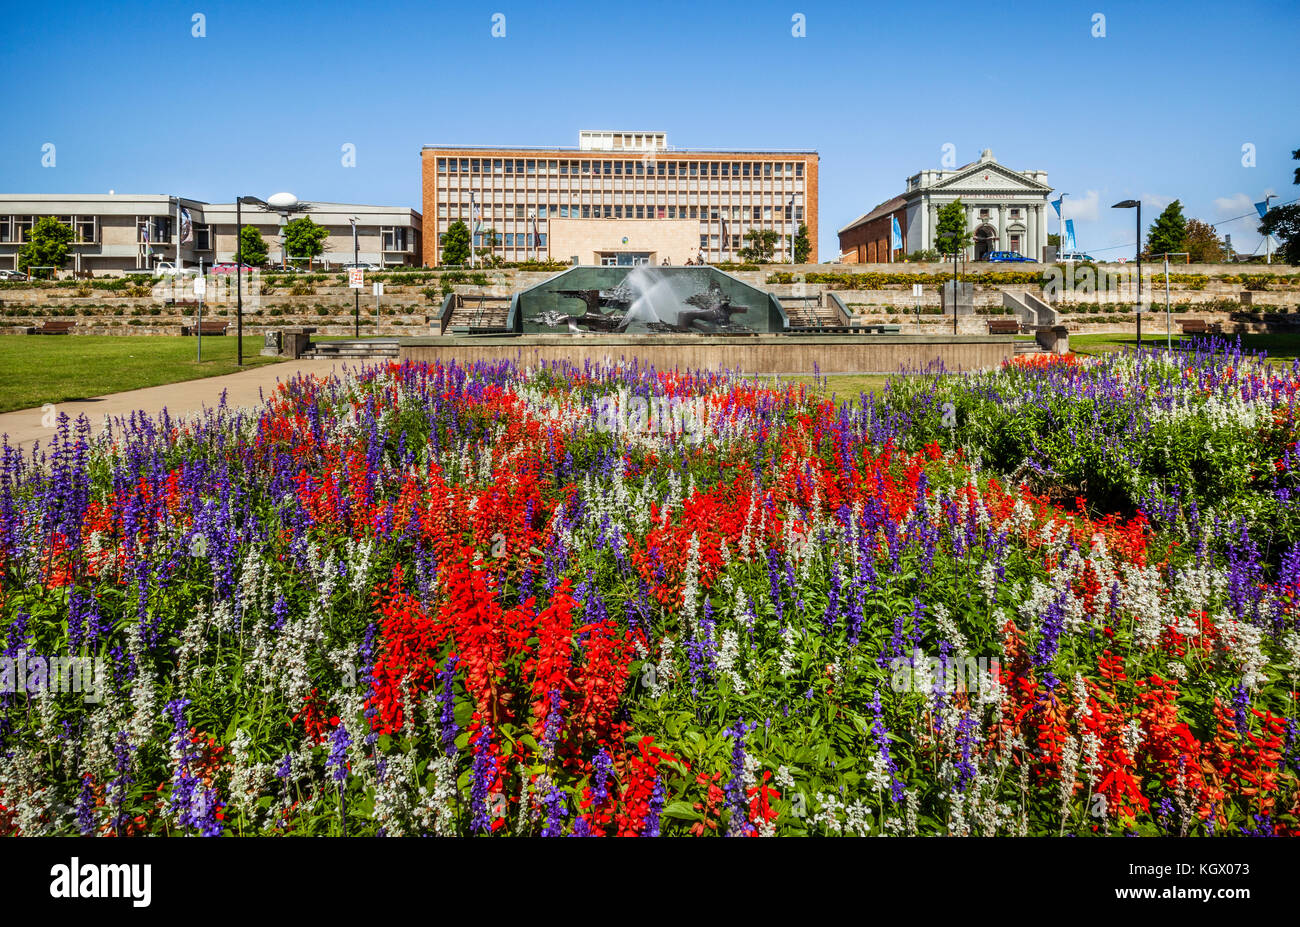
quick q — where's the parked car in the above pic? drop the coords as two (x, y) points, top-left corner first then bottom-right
(155, 262), (199, 276)
(985, 251), (1035, 263)
(340, 262), (382, 271)
(209, 262), (261, 275)
(1057, 251), (1097, 263)
(0, 269), (27, 280)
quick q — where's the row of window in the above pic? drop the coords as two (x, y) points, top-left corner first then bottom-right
(436, 158), (805, 179)
(976, 207), (1029, 220)
(0, 215), (411, 254)
(438, 204), (805, 222)
(0, 214), (97, 243)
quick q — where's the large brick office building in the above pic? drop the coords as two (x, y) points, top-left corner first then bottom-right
(422, 130), (818, 267)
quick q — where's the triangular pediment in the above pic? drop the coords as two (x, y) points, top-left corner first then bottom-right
(931, 161), (1051, 193)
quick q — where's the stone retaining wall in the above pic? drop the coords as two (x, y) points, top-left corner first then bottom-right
(398, 334), (1015, 376)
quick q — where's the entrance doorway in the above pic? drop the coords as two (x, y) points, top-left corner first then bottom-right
(599, 252), (651, 266)
(974, 225), (997, 261)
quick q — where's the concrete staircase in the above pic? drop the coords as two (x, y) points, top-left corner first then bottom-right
(445, 296), (511, 334)
(783, 298), (840, 328)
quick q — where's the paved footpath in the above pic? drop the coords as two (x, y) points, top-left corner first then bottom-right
(0, 358), (360, 454)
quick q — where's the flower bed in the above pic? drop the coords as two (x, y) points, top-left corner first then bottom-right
(0, 343), (1296, 836)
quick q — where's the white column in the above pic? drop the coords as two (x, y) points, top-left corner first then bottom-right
(998, 204), (1007, 247)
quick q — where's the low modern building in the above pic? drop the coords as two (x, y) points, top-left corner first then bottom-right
(422, 130), (819, 267)
(839, 149), (1053, 263)
(0, 194), (422, 274)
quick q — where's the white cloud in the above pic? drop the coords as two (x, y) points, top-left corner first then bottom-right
(1214, 193), (1254, 216)
(1061, 190), (1099, 222)
(1142, 193), (1175, 212)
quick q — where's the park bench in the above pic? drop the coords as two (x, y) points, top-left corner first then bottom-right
(1176, 318), (1221, 335)
(987, 319), (1021, 335)
(180, 321), (229, 336)
(36, 320), (76, 335)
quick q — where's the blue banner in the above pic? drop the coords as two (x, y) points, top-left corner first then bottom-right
(1255, 200), (1270, 218)
(1064, 219), (1077, 251)
(890, 215), (902, 250)
(1051, 197), (1063, 217)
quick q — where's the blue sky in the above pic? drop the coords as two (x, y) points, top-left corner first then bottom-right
(1, 0), (1296, 260)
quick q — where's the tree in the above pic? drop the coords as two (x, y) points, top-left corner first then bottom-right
(1184, 218), (1224, 263)
(442, 220), (471, 265)
(475, 226), (499, 262)
(17, 216), (74, 275)
(793, 223), (811, 263)
(238, 225), (268, 266)
(282, 216), (330, 267)
(1258, 148), (1300, 265)
(1146, 200), (1187, 256)
(739, 228), (778, 263)
(1048, 232), (1061, 248)
(934, 199), (971, 257)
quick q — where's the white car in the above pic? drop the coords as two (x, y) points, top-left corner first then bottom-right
(155, 262), (199, 276)
(340, 262), (382, 271)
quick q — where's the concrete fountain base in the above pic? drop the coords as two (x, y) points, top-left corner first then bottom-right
(397, 333), (1016, 376)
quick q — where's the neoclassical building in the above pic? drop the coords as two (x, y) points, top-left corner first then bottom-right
(840, 148), (1053, 263)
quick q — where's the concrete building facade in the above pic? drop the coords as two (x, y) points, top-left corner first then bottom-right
(0, 194), (421, 274)
(422, 130), (818, 267)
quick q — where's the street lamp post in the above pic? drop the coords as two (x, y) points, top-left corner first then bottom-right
(234, 195), (271, 365)
(1262, 194), (1277, 264)
(350, 217), (359, 338)
(1112, 200), (1142, 350)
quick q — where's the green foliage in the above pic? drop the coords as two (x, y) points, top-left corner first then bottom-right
(1146, 200), (1188, 256)
(794, 223), (811, 264)
(442, 220), (471, 266)
(739, 228), (779, 263)
(1184, 218), (1224, 263)
(238, 225), (269, 266)
(17, 216), (75, 274)
(934, 199), (971, 257)
(282, 216), (330, 265)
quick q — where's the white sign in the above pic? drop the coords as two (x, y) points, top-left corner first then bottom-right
(912, 283), (923, 298)
(193, 276), (206, 297)
(372, 282), (383, 297)
(348, 269), (364, 289)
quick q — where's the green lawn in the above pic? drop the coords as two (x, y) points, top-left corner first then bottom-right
(1071, 331), (1300, 361)
(751, 374), (892, 404)
(0, 336), (284, 414)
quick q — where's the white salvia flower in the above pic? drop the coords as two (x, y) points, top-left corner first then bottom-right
(1220, 617), (1267, 690)
(812, 793), (845, 835)
(1281, 631), (1300, 674)
(346, 537), (375, 597)
(229, 728), (269, 821)
(777, 627), (798, 677)
(716, 628), (746, 694)
(1059, 735), (1080, 821)
(680, 533), (701, 631)
(1119, 563), (1167, 650)
(373, 751), (417, 837)
(932, 601), (968, 652)
(843, 800), (874, 837)
(775, 765), (796, 793)
(650, 637), (676, 697)
(1165, 661), (1188, 680)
